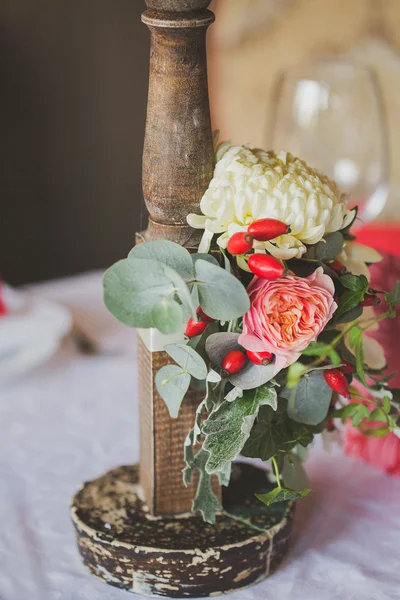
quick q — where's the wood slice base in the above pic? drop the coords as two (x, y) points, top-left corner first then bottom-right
(70, 463), (295, 598)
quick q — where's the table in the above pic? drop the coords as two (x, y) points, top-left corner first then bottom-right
(1, 273), (400, 600)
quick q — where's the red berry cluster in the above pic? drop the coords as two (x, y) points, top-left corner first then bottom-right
(227, 219), (289, 281)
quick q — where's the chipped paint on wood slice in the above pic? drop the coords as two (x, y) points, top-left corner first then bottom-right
(70, 463), (295, 598)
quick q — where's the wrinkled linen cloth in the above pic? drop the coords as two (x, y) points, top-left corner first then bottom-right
(1, 272), (400, 600)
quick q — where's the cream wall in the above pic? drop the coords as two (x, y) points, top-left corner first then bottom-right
(209, 0), (400, 221)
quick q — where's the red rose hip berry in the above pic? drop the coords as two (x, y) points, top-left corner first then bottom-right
(227, 232), (254, 255)
(185, 318), (208, 338)
(340, 360), (356, 374)
(330, 260), (347, 275)
(248, 218), (289, 241)
(361, 294), (380, 307)
(248, 254), (285, 280)
(196, 306), (214, 323)
(246, 350), (273, 366)
(324, 368), (349, 397)
(221, 350), (247, 376)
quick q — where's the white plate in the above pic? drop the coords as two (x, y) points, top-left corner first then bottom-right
(0, 286), (72, 382)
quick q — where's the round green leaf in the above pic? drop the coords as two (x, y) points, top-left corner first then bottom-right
(129, 240), (194, 280)
(195, 260), (250, 320)
(315, 232), (344, 261)
(150, 298), (183, 334)
(155, 365), (191, 418)
(164, 343), (207, 380)
(103, 258), (174, 327)
(287, 370), (332, 425)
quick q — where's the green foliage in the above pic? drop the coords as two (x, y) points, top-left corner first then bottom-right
(150, 298), (183, 334)
(205, 332), (277, 389)
(202, 386), (278, 473)
(286, 362), (307, 388)
(335, 273), (369, 319)
(340, 274), (369, 292)
(386, 281), (400, 305)
(315, 232), (344, 261)
(242, 404), (314, 462)
(256, 486), (311, 506)
(282, 454), (309, 491)
(348, 326), (366, 384)
(104, 241), (249, 334)
(285, 370), (333, 426)
(103, 258), (175, 328)
(165, 343), (207, 380)
(129, 240), (194, 280)
(183, 430), (224, 524)
(155, 365), (191, 418)
(301, 342), (341, 366)
(195, 259), (250, 320)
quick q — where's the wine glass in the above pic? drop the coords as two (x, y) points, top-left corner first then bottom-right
(269, 61), (389, 227)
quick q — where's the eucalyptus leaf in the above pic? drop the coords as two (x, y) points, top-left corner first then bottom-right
(155, 364), (191, 418)
(202, 387), (278, 473)
(191, 253), (220, 267)
(205, 332), (277, 390)
(315, 232), (344, 261)
(164, 343), (207, 380)
(164, 266), (196, 320)
(129, 240), (194, 280)
(150, 298), (184, 334)
(286, 370), (333, 426)
(195, 259), (250, 320)
(256, 486), (311, 506)
(103, 258), (174, 327)
(229, 362), (277, 390)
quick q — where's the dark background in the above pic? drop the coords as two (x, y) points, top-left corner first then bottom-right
(0, 0), (149, 285)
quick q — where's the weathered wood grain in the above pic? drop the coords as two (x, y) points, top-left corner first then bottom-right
(138, 0), (217, 516)
(71, 463), (295, 598)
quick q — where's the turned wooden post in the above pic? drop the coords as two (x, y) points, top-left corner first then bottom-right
(137, 0), (216, 515)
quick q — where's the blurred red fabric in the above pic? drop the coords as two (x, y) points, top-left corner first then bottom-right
(357, 224), (400, 386)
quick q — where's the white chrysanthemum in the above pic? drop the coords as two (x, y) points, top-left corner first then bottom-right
(188, 143), (355, 259)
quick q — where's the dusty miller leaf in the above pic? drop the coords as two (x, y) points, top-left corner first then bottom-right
(202, 387), (278, 473)
(164, 343), (207, 380)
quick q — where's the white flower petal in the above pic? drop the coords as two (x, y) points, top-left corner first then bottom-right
(198, 229), (214, 253)
(363, 335), (386, 370)
(187, 214), (207, 229)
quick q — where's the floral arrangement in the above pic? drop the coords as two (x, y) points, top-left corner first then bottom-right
(103, 143), (400, 523)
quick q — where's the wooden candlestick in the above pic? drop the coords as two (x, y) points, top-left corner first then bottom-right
(137, 0), (217, 516)
(71, 2), (294, 596)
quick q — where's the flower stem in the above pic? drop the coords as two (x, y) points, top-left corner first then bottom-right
(271, 456), (282, 490)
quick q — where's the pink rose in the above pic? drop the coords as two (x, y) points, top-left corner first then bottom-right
(345, 423), (400, 477)
(238, 267), (337, 371)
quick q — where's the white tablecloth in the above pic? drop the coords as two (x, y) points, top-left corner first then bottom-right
(1, 272), (400, 600)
